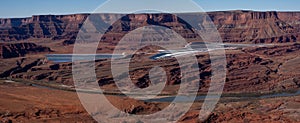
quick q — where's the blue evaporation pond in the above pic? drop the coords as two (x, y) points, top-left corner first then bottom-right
(46, 54), (124, 63)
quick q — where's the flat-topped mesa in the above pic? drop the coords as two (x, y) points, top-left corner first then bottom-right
(0, 14), (90, 27)
(0, 11), (299, 43)
(0, 14), (90, 41)
(31, 14), (89, 22)
(206, 11), (298, 43)
(277, 12), (300, 23)
(251, 11), (279, 19)
(237, 11), (279, 20)
(208, 11), (279, 23)
(0, 18), (32, 29)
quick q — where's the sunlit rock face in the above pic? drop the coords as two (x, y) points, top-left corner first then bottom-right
(0, 11), (299, 43)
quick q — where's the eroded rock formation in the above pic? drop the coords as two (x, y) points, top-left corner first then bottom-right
(0, 43), (51, 58)
(0, 11), (299, 43)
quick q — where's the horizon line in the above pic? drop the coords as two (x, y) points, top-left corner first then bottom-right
(1, 9), (300, 19)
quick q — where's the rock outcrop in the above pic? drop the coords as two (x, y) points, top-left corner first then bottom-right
(0, 43), (52, 58)
(0, 11), (299, 43)
(0, 58), (44, 78)
(208, 11), (299, 43)
(0, 14), (89, 41)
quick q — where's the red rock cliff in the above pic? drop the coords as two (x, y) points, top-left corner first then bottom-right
(0, 11), (299, 43)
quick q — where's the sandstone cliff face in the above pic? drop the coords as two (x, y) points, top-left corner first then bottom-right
(0, 11), (299, 43)
(0, 43), (51, 58)
(207, 11), (299, 43)
(0, 14), (89, 41)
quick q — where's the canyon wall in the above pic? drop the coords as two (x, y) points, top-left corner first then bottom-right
(0, 10), (299, 43)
